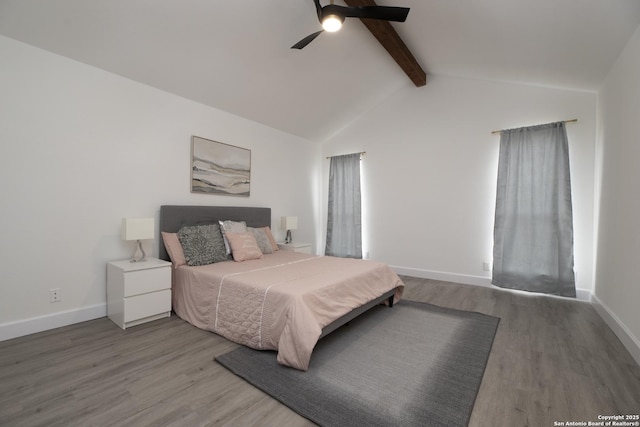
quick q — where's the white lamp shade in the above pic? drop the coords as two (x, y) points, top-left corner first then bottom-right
(281, 216), (298, 230)
(122, 218), (155, 241)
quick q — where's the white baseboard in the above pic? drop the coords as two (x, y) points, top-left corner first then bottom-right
(591, 295), (640, 367)
(391, 265), (493, 287)
(391, 265), (591, 302)
(0, 303), (107, 342)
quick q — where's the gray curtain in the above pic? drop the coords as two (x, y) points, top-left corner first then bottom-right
(325, 153), (362, 258)
(492, 122), (576, 297)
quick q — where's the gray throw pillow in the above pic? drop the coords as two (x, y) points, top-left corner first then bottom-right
(248, 227), (274, 254)
(177, 224), (229, 266)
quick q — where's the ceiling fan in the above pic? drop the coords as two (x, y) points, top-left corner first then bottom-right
(291, 0), (410, 49)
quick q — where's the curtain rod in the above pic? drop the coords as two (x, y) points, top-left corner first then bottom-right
(326, 151), (366, 159)
(491, 119), (578, 135)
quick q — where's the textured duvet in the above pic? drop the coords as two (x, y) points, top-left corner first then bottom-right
(172, 251), (404, 370)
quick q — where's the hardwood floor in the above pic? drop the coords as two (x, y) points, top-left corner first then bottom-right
(1, 277), (639, 426)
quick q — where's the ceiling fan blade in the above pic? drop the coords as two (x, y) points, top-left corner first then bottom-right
(340, 6), (410, 22)
(313, 0), (322, 22)
(291, 30), (324, 49)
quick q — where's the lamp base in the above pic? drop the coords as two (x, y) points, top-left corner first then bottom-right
(130, 240), (148, 263)
(284, 230), (292, 244)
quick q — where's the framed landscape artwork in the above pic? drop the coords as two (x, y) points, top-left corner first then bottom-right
(191, 136), (251, 197)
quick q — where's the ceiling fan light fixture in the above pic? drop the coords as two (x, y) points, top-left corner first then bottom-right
(322, 14), (344, 32)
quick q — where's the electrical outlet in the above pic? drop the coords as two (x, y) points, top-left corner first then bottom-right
(482, 262), (491, 272)
(49, 288), (61, 303)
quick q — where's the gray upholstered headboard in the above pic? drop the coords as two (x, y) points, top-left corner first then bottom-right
(158, 205), (271, 262)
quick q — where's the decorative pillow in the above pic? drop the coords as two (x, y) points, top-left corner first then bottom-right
(260, 226), (279, 251)
(219, 220), (247, 254)
(161, 232), (187, 268)
(225, 231), (263, 262)
(248, 227), (274, 254)
(177, 224), (229, 266)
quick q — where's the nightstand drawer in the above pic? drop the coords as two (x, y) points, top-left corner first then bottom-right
(278, 242), (312, 254)
(124, 289), (171, 322)
(123, 267), (170, 297)
(293, 246), (312, 254)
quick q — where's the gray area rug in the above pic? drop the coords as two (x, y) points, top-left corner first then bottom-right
(215, 300), (500, 427)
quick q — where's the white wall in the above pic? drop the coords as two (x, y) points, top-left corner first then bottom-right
(0, 36), (320, 339)
(593, 24), (640, 364)
(322, 74), (597, 294)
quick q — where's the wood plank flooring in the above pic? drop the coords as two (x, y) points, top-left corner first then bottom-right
(1, 277), (639, 426)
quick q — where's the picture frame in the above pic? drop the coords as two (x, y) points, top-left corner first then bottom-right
(190, 136), (251, 197)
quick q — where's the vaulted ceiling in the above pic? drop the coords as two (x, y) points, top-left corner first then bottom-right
(1, 0), (639, 142)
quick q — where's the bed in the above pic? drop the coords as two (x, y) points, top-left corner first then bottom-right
(159, 205), (404, 370)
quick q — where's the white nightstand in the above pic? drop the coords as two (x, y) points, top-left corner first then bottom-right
(106, 258), (172, 329)
(278, 242), (313, 254)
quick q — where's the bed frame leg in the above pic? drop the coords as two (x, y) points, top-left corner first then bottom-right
(388, 295), (394, 308)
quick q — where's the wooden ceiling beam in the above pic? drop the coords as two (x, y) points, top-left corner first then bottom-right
(344, 0), (426, 87)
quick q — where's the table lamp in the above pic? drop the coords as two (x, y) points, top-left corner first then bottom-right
(281, 216), (298, 244)
(122, 217), (154, 262)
